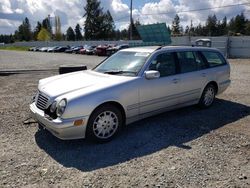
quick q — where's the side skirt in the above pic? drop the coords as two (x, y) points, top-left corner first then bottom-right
(126, 99), (199, 125)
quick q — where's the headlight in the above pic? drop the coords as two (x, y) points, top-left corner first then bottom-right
(50, 101), (57, 113)
(56, 99), (67, 117)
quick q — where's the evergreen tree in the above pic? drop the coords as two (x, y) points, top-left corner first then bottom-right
(0, 34), (14, 43)
(245, 22), (250, 35)
(42, 16), (52, 36)
(206, 14), (218, 36)
(75, 24), (83, 40)
(84, 0), (104, 40)
(120, 29), (128, 40)
(229, 12), (247, 34)
(83, 0), (117, 40)
(23, 17), (32, 41)
(114, 30), (121, 40)
(167, 25), (171, 34)
(185, 25), (189, 35)
(171, 14), (181, 35)
(194, 23), (206, 36)
(219, 16), (228, 35)
(66, 27), (75, 41)
(15, 17), (32, 41)
(33, 22), (42, 40)
(102, 10), (115, 39)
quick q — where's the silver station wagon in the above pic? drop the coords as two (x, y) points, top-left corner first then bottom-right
(30, 46), (231, 142)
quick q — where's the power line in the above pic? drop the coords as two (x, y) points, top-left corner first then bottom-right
(142, 2), (250, 16)
(113, 2), (250, 23)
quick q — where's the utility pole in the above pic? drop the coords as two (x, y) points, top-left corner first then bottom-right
(130, 0), (133, 40)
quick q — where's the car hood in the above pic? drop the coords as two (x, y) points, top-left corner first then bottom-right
(38, 70), (136, 98)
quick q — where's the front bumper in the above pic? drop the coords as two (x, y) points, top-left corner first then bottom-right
(30, 102), (89, 140)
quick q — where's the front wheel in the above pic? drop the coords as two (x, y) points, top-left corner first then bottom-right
(199, 84), (216, 108)
(86, 104), (123, 142)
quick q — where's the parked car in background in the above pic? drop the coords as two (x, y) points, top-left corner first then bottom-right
(39, 47), (49, 52)
(54, 46), (70, 53)
(34, 47), (41, 51)
(72, 46), (84, 54)
(65, 46), (76, 53)
(28, 47), (37, 51)
(106, 44), (129, 56)
(47, 46), (59, 52)
(30, 46), (230, 142)
(95, 44), (114, 56)
(79, 45), (90, 55)
(79, 47), (86, 54)
(85, 45), (96, 55)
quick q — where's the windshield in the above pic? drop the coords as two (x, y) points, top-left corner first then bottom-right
(94, 51), (150, 76)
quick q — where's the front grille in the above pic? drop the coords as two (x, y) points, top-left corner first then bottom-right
(36, 92), (49, 110)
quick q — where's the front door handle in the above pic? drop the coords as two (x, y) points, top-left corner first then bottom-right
(172, 78), (179, 84)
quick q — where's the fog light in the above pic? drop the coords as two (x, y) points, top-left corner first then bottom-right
(74, 119), (84, 126)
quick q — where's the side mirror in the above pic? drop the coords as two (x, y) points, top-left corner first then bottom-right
(145, 70), (160, 80)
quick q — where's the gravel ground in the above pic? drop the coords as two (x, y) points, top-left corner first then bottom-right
(0, 51), (249, 187)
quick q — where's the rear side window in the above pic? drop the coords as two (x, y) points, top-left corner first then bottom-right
(201, 51), (226, 67)
(177, 51), (206, 73)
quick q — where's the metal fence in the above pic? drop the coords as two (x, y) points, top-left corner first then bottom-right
(5, 36), (250, 58)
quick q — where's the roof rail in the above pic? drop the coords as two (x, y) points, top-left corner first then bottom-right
(155, 45), (166, 51)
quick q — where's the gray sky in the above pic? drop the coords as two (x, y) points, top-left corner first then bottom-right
(0, 0), (250, 34)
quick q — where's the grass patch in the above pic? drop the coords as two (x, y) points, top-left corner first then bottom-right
(0, 46), (30, 51)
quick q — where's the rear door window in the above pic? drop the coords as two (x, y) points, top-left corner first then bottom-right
(201, 51), (226, 67)
(177, 51), (207, 73)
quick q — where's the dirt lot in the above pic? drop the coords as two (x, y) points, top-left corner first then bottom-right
(0, 50), (249, 187)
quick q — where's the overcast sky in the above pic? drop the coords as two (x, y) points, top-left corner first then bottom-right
(0, 0), (250, 34)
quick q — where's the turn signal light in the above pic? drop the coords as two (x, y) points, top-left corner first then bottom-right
(74, 119), (84, 126)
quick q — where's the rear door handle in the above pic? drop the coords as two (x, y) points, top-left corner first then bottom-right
(172, 78), (180, 84)
(201, 73), (206, 77)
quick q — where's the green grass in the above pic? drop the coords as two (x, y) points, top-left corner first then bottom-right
(0, 46), (30, 51)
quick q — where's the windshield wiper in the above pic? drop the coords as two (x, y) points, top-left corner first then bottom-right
(104, 70), (137, 75)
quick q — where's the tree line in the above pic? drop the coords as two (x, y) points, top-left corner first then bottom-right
(1, 0), (250, 44)
(172, 12), (250, 36)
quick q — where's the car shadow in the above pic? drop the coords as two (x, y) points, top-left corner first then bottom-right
(35, 99), (250, 171)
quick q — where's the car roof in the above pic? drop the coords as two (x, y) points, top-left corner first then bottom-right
(122, 45), (220, 53)
(121, 46), (161, 53)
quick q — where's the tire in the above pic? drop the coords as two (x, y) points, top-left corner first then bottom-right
(199, 84), (216, 108)
(86, 104), (123, 142)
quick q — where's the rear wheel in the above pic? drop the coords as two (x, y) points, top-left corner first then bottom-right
(86, 104), (122, 142)
(199, 84), (216, 108)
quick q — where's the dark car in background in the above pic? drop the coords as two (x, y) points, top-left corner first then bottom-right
(54, 46), (70, 53)
(64, 46), (76, 53)
(72, 46), (84, 53)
